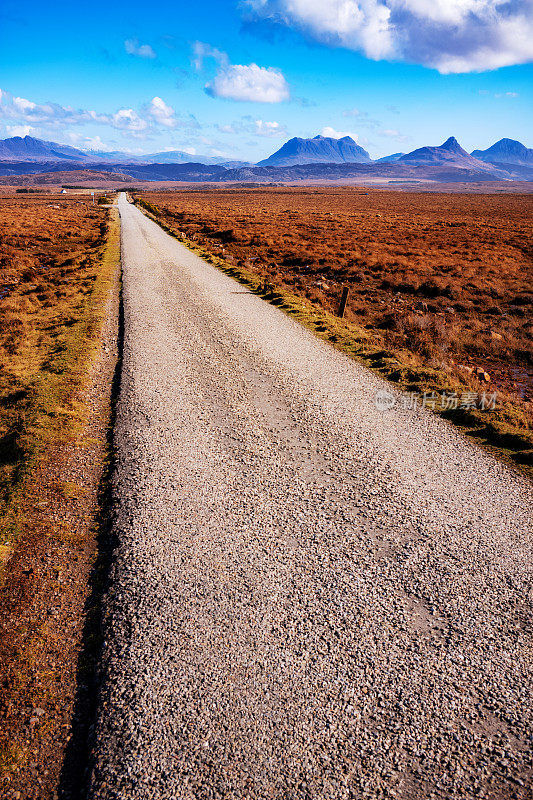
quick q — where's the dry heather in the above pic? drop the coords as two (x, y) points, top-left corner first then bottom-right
(0, 192), (120, 798)
(0, 193), (109, 551)
(137, 187), (533, 471)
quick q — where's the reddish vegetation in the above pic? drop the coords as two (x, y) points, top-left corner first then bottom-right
(0, 192), (108, 491)
(0, 193), (107, 287)
(143, 188), (533, 407)
(0, 193), (114, 796)
(0, 192), (107, 398)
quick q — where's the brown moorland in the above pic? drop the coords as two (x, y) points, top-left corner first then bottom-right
(137, 187), (532, 470)
(0, 192), (120, 797)
(0, 193), (108, 505)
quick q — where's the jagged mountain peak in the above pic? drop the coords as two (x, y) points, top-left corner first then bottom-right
(257, 134), (371, 167)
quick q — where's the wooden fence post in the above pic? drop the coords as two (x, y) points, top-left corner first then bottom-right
(338, 286), (349, 318)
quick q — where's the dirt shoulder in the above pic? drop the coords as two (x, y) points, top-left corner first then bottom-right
(0, 203), (120, 799)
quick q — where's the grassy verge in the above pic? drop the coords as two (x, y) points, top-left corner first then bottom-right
(0, 203), (120, 577)
(0, 200), (120, 793)
(134, 197), (532, 479)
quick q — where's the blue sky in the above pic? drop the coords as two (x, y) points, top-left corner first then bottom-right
(1, 0), (532, 160)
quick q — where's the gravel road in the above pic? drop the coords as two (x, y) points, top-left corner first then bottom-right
(88, 193), (532, 800)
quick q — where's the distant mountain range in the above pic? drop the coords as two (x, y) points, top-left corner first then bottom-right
(0, 134), (532, 184)
(257, 135), (371, 166)
(85, 147), (249, 168)
(0, 136), (248, 168)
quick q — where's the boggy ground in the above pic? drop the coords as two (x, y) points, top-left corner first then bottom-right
(138, 187), (533, 472)
(0, 193), (120, 798)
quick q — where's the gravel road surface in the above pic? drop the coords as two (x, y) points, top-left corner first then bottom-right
(88, 193), (532, 800)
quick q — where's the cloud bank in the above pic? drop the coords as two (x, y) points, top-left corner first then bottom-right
(0, 89), (186, 139)
(245, 0), (533, 73)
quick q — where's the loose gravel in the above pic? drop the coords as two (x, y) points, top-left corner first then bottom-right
(88, 193), (532, 800)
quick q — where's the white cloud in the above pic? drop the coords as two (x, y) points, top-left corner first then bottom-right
(246, 0), (533, 73)
(321, 126), (358, 140)
(77, 135), (117, 152)
(13, 96), (37, 113)
(254, 119), (285, 135)
(248, 0), (394, 60)
(84, 136), (112, 151)
(112, 108), (148, 131)
(147, 96), (176, 128)
(192, 41), (228, 71)
(480, 89), (520, 98)
(217, 123), (237, 134)
(216, 116), (287, 136)
(342, 107), (381, 129)
(193, 42), (290, 103)
(378, 128), (411, 143)
(125, 39), (156, 59)
(6, 124), (34, 137)
(206, 62), (290, 102)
